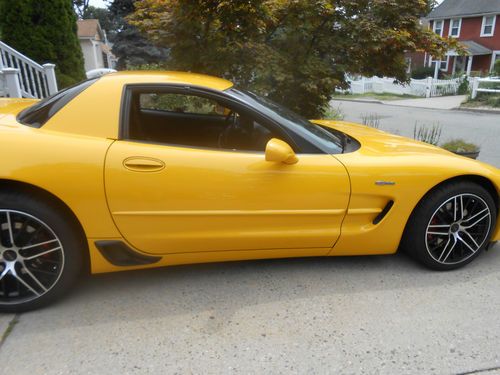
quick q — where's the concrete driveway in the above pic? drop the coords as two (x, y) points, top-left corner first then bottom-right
(0, 243), (499, 374)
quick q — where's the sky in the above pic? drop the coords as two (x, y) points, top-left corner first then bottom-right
(89, 0), (107, 8)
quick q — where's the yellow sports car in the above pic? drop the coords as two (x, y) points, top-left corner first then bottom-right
(0, 71), (499, 312)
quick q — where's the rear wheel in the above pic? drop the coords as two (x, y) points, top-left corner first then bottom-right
(402, 181), (496, 270)
(0, 192), (84, 312)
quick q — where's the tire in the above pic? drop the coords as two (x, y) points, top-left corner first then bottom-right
(0, 191), (85, 312)
(401, 181), (497, 271)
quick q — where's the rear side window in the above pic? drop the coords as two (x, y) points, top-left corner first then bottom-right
(18, 79), (98, 128)
(140, 93), (228, 116)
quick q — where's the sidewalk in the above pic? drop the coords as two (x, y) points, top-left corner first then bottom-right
(334, 95), (468, 110)
(382, 95), (468, 110)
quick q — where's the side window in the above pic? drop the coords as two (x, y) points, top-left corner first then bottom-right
(140, 93), (228, 116)
(127, 90), (275, 152)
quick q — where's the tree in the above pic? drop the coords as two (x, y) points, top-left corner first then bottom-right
(130, 0), (456, 117)
(109, 0), (169, 69)
(82, 5), (119, 41)
(0, 0), (86, 88)
(73, 0), (91, 19)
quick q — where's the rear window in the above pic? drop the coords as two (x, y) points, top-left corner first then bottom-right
(17, 79), (98, 128)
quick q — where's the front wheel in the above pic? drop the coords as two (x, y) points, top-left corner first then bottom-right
(0, 192), (85, 312)
(402, 181), (497, 271)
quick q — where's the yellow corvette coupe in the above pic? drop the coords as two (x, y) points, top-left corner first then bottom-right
(0, 71), (499, 312)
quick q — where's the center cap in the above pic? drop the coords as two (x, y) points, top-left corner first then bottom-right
(2, 250), (17, 262)
(451, 223), (460, 233)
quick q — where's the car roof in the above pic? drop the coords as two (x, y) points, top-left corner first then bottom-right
(99, 71), (234, 91)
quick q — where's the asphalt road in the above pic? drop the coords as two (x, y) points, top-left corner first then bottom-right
(330, 100), (500, 168)
(0, 102), (499, 374)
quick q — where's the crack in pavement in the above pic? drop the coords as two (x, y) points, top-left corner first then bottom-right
(0, 314), (19, 350)
(457, 366), (500, 375)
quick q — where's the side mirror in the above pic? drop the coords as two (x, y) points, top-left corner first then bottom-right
(265, 138), (299, 165)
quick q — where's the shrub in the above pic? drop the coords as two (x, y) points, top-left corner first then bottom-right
(441, 139), (479, 153)
(411, 66), (434, 79)
(413, 122), (442, 145)
(0, 0), (85, 88)
(323, 104), (345, 120)
(361, 113), (381, 128)
(494, 59), (500, 76)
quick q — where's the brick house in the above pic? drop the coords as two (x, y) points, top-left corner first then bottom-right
(424, 0), (500, 76)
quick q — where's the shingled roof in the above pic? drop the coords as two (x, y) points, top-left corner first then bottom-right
(428, 0), (500, 19)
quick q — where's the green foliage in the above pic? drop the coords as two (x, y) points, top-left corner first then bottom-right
(0, 0), (85, 88)
(129, 0), (454, 118)
(494, 59), (500, 76)
(411, 66), (435, 79)
(109, 0), (169, 69)
(361, 113), (381, 129)
(82, 6), (119, 42)
(413, 122), (442, 145)
(441, 139), (479, 153)
(323, 104), (345, 120)
(457, 76), (469, 95)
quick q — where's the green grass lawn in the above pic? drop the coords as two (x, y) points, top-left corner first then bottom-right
(332, 92), (421, 101)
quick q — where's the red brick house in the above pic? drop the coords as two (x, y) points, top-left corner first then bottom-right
(425, 0), (500, 76)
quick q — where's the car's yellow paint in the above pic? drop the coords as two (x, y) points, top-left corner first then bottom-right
(265, 138), (299, 164)
(0, 71), (499, 275)
(105, 140), (350, 255)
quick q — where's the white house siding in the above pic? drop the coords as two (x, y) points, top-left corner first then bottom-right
(80, 39), (107, 71)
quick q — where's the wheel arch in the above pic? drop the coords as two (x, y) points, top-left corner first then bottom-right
(0, 178), (90, 273)
(401, 174), (499, 250)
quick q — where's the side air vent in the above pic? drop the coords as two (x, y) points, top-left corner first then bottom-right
(373, 200), (394, 225)
(95, 240), (161, 266)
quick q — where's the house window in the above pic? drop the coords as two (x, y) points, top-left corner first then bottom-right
(430, 57), (449, 72)
(481, 15), (496, 37)
(449, 18), (461, 37)
(433, 20), (444, 36)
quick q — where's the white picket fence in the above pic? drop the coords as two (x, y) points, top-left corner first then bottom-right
(0, 40), (58, 98)
(345, 76), (461, 98)
(471, 77), (500, 99)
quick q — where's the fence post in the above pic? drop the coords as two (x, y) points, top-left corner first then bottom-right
(425, 77), (432, 98)
(43, 63), (58, 95)
(3, 68), (22, 98)
(471, 77), (479, 99)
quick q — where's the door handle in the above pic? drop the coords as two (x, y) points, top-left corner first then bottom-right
(123, 157), (165, 172)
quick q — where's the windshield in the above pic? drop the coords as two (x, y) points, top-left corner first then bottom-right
(226, 88), (344, 154)
(18, 79), (98, 128)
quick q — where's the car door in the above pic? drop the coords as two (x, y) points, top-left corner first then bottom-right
(104, 87), (350, 255)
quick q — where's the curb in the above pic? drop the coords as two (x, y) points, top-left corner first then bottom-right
(331, 98), (384, 105)
(454, 107), (500, 115)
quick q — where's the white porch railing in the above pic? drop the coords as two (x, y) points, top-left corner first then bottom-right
(0, 40), (58, 98)
(345, 76), (462, 98)
(471, 77), (500, 99)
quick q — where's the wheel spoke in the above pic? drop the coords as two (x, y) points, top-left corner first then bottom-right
(457, 232), (479, 253)
(427, 231), (449, 236)
(20, 263), (47, 292)
(439, 236), (458, 263)
(5, 212), (15, 248)
(21, 238), (58, 250)
(24, 246), (61, 260)
(11, 269), (40, 297)
(462, 211), (490, 229)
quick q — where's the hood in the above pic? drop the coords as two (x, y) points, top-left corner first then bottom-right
(0, 98), (38, 127)
(312, 119), (452, 157)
